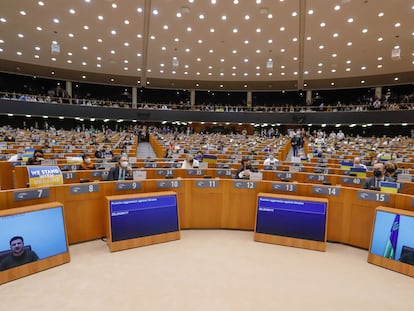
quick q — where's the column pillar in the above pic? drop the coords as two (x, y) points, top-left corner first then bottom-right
(306, 90), (312, 105)
(375, 86), (382, 100)
(190, 90), (196, 106)
(66, 81), (72, 104)
(247, 91), (252, 108)
(132, 87), (137, 109)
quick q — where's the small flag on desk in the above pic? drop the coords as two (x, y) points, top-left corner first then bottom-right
(383, 214), (400, 259)
(350, 167), (367, 178)
(340, 161), (353, 170)
(379, 181), (400, 194)
(203, 154), (218, 164)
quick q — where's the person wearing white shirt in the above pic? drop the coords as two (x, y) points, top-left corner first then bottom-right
(181, 154), (199, 169)
(263, 154), (279, 165)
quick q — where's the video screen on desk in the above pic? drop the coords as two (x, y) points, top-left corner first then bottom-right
(256, 195), (327, 242)
(109, 194), (179, 242)
(370, 210), (414, 266)
(0, 203), (69, 284)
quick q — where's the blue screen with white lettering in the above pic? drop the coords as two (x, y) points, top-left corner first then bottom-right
(110, 195), (179, 242)
(256, 196), (327, 242)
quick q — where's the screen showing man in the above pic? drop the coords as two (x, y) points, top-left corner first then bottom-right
(0, 236), (39, 271)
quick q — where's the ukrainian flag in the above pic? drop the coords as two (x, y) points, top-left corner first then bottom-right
(350, 167), (367, 178)
(340, 160), (353, 170)
(379, 181), (399, 194)
(383, 214), (400, 259)
(203, 154), (218, 164)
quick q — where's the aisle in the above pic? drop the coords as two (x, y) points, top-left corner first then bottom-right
(136, 142), (157, 158)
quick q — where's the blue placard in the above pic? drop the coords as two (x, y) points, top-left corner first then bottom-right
(157, 169), (174, 176)
(195, 180), (219, 188)
(216, 169), (233, 176)
(110, 194), (179, 242)
(256, 196), (327, 242)
(276, 172), (294, 180)
(27, 165), (63, 187)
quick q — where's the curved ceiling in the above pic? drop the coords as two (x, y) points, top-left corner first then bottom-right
(0, 0), (413, 91)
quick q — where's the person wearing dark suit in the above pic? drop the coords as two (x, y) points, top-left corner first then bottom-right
(235, 158), (258, 179)
(363, 162), (391, 190)
(107, 155), (132, 181)
(26, 149), (44, 165)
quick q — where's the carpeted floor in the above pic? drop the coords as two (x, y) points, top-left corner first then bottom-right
(1, 230), (413, 311)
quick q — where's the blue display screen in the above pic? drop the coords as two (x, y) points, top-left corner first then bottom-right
(256, 196), (327, 242)
(371, 210), (414, 265)
(0, 207), (68, 271)
(110, 195), (179, 242)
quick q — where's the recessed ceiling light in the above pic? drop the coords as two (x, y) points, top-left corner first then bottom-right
(0, 18), (6, 23)
(333, 33), (339, 38)
(174, 38), (179, 42)
(318, 63), (323, 67)
(332, 53), (337, 57)
(280, 48), (285, 52)
(346, 68), (351, 71)
(198, 39), (203, 44)
(362, 28), (368, 33)
(137, 7), (143, 13)
(112, 3), (117, 8)
(317, 70), (322, 74)
(124, 42), (129, 46)
(69, 9), (76, 14)
(244, 40), (249, 44)
(84, 25), (89, 30)
(210, 28), (215, 32)
(306, 36), (311, 40)
(291, 11), (297, 16)
(187, 27), (192, 32)
(233, 28), (238, 33)
(209, 49), (214, 53)
(268, 39), (273, 44)
(346, 60), (351, 64)
(150, 35), (155, 40)
(232, 50), (237, 54)
(360, 80), (365, 84)
(83, 46), (88, 50)
(51, 57), (56, 61)
(292, 37), (298, 42)
(347, 18), (354, 23)
(35, 46), (40, 51)
(221, 15), (227, 20)
(331, 69), (336, 73)
(378, 37), (383, 41)
(394, 77), (399, 81)
(16, 51), (22, 55)
(18, 33), (24, 38)
(97, 56), (101, 60)
(152, 9), (159, 15)
(347, 42), (352, 46)
(82, 62), (87, 66)
(38, 1), (44, 6)
(308, 9), (314, 15)
(319, 45), (324, 49)
(256, 28), (261, 33)
(98, 15), (103, 20)
(244, 15), (250, 20)
(110, 50), (115, 54)
(361, 66), (366, 70)
(199, 14), (205, 19)
(280, 26), (285, 31)
(244, 58), (248, 63)
(378, 12), (384, 17)
(176, 12), (182, 18)
(67, 59), (72, 63)
(53, 18), (59, 23)
(97, 64), (101, 68)
(334, 5), (341, 10)
(36, 26), (42, 31)
(111, 30), (116, 35)
(20, 11), (27, 16)
(34, 55), (39, 58)
(293, 71), (298, 75)
(331, 82), (335, 86)
(97, 38), (102, 42)
(394, 22), (401, 27)
(377, 64), (382, 68)
(320, 22), (326, 27)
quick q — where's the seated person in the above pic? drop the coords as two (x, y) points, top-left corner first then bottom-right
(7, 147), (24, 162)
(107, 155), (133, 181)
(26, 149), (44, 165)
(79, 153), (96, 170)
(384, 161), (398, 182)
(181, 154), (200, 169)
(363, 162), (392, 190)
(235, 158), (258, 179)
(352, 156), (367, 169)
(194, 150), (204, 162)
(263, 154), (279, 165)
(0, 236), (39, 271)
